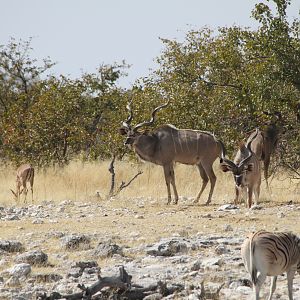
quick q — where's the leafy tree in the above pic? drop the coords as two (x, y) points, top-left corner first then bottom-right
(0, 39), (130, 167)
(135, 0), (300, 177)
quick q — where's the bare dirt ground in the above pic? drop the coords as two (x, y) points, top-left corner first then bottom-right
(0, 161), (299, 299)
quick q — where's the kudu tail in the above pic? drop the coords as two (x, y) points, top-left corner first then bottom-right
(216, 139), (226, 162)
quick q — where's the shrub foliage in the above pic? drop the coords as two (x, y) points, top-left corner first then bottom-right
(0, 1), (299, 178)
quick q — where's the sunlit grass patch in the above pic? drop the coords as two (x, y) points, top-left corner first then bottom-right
(0, 160), (297, 206)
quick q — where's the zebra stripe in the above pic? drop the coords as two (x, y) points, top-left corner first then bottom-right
(242, 230), (300, 300)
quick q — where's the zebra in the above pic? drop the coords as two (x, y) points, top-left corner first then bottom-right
(241, 230), (300, 300)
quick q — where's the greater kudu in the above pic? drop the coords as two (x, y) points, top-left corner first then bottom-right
(220, 130), (261, 208)
(120, 102), (224, 205)
(237, 112), (282, 187)
(10, 164), (34, 203)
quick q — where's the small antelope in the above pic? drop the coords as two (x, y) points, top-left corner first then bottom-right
(220, 129), (261, 208)
(10, 164), (34, 203)
(241, 230), (300, 300)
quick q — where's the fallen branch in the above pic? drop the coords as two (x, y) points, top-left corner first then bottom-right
(37, 266), (131, 300)
(37, 267), (184, 300)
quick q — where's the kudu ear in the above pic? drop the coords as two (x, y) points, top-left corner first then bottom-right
(119, 127), (128, 136)
(244, 163), (254, 172)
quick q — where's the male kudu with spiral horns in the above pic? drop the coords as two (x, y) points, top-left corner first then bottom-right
(119, 101), (225, 205)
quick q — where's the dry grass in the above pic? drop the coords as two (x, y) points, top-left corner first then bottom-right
(0, 160), (299, 279)
(0, 160), (298, 206)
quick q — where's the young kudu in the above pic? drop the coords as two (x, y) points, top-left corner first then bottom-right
(241, 112), (282, 188)
(10, 164), (34, 203)
(120, 101), (224, 205)
(220, 130), (261, 208)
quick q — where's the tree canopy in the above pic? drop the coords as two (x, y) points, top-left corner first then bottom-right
(0, 0), (299, 178)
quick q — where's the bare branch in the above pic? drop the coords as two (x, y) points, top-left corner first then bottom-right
(37, 266), (185, 300)
(117, 170), (143, 193)
(108, 154), (142, 198)
(108, 154), (116, 197)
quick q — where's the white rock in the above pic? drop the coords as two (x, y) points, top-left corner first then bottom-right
(236, 286), (252, 294)
(9, 263), (31, 278)
(201, 257), (222, 268)
(134, 215), (144, 219)
(218, 204), (239, 211)
(32, 219), (44, 224)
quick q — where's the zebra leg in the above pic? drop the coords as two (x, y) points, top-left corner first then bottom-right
(267, 276), (277, 300)
(254, 272), (266, 300)
(287, 268), (296, 300)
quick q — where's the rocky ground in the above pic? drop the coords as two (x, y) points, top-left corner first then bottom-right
(0, 197), (299, 299)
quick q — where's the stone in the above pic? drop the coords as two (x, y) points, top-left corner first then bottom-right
(9, 263), (31, 278)
(250, 204), (263, 210)
(15, 250), (48, 266)
(68, 261), (100, 278)
(201, 257), (222, 268)
(214, 244), (228, 255)
(4, 276), (21, 287)
(218, 204), (239, 211)
(67, 267), (82, 278)
(146, 239), (188, 256)
(190, 260), (202, 271)
(93, 243), (123, 258)
(32, 219), (44, 224)
(0, 240), (24, 253)
(32, 273), (63, 283)
(143, 293), (162, 300)
(61, 234), (91, 250)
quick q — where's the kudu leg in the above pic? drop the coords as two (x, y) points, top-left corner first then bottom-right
(247, 187), (253, 208)
(30, 179), (34, 202)
(203, 164), (216, 205)
(254, 184), (260, 206)
(169, 165), (179, 204)
(163, 165), (175, 205)
(30, 174), (34, 202)
(19, 185), (24, 202)
(23, 185), (28, 204)
(264, 157), (270, 189)
(234, 187), (240, 205)
(194, 164), (208, 203)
